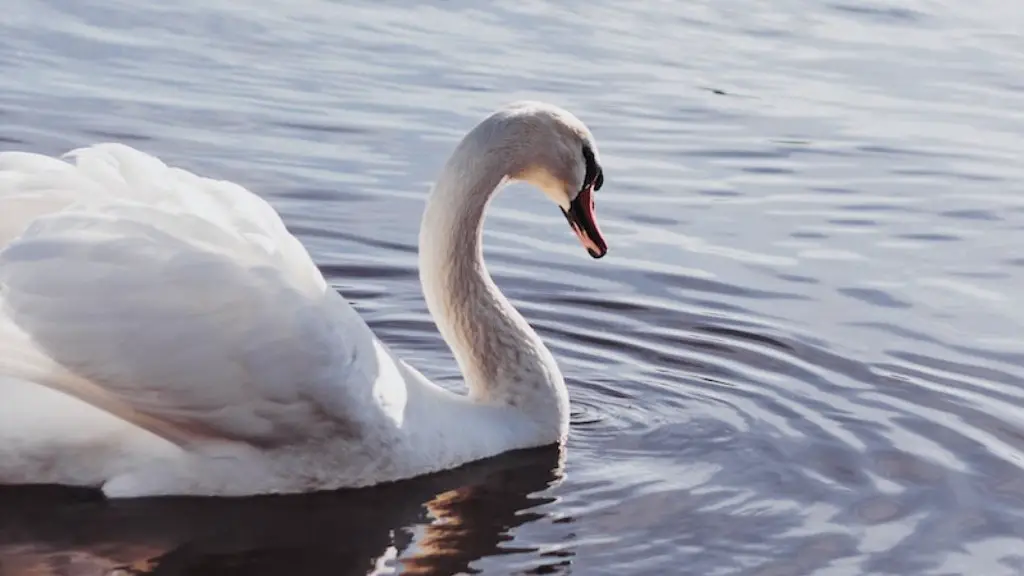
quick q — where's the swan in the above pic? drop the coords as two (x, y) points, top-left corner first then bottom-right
(0, 101), (607, 498)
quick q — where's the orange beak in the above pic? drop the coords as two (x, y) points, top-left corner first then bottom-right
(561, 185), (607, 258)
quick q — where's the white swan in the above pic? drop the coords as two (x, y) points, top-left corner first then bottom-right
(0, 101), (607, 498)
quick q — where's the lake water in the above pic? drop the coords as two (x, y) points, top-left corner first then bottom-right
(2, 0), (1024, 574)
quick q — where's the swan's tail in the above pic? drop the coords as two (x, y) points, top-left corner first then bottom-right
(0, 313), (192, 447)
(0, 314), (118, 416)
(0, 318), (173, 487)
(0, 314), (69, 388)
(0, 317), (107, 485)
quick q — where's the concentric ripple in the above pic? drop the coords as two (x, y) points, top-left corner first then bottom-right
(2, 0), (1024, 574)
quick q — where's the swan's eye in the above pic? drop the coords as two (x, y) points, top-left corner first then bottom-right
(581, 144), (600, 192)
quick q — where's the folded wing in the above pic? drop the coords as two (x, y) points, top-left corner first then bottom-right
(0, 144), (389, 448)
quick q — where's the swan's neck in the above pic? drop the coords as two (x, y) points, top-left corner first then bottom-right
(417, 141), (568, 438)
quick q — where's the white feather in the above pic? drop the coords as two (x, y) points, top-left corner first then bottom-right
(0, 102), (597, 497)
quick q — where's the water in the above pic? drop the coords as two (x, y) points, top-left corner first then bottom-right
(2, 0), (1024, 574)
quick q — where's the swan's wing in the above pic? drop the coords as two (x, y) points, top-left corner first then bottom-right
(0, 145), (394, 447)
(0, 151), (100, 247)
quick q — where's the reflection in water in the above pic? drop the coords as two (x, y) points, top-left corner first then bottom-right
(0, 447), (566, 575)
(3, 0), (1024, 573)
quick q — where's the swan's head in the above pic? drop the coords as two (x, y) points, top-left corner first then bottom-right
(486, 101), (608, 259)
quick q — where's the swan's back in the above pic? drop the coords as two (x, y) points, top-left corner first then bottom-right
(0, 144), (410, 495)
(1, 145), (314, 281)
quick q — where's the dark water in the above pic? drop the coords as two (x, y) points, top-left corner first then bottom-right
(2, 0), (1024, 574)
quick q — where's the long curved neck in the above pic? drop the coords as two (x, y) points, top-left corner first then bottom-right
(417, 136), (567, 430)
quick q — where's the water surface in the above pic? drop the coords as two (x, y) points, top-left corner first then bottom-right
(2, 0), (1024, 574)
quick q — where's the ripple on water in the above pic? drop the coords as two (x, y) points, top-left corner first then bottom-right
(2, 0), (1024, 573)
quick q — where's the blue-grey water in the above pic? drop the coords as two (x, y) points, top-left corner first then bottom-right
(2, 1), (1024, 574)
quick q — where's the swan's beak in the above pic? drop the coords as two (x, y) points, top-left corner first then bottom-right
(561, 185), (607, 259)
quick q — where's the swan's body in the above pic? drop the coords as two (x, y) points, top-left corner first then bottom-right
(0, 101), (607, 497)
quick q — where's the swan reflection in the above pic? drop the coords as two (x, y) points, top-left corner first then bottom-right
(0, 446), (568, 575)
